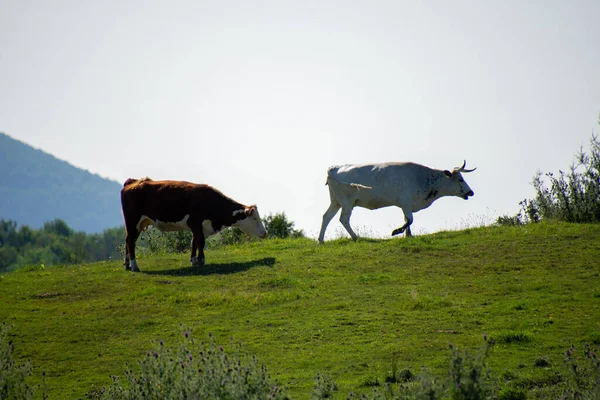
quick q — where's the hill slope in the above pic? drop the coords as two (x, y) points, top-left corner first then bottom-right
(0, 132), (123, 232)
(0, 222), (599, 399)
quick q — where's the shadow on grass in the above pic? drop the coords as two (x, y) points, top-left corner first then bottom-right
(143, 257), (276, 276)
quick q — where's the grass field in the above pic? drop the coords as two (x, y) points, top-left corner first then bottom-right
(1, 221), (599, 399)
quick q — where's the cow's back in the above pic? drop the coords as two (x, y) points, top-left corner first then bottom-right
(332, 162), (432, 187)
(328, 162), (440, 207)
(121, 179), (219, 223)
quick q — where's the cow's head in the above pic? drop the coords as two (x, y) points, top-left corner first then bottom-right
(232, 205), (267, 238)
(443, 160), (476, 200)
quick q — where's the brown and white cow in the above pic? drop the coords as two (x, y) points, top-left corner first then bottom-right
(120, 178), (267, 272)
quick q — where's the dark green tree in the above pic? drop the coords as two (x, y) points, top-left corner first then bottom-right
(0, 247), (18, 271)
(15, 225), (35, 247)
(263, 212), (304, 239)
(42, 219), (73, 237)
(0, 220), (17, 247)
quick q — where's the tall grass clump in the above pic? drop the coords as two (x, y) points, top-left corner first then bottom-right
(342, 337), (495, 400)
(340, 338), (600, 399)
(498, 128), (600, 225)
(0, 323), (42, 400)
(86, 331), (287, 400)
(445, 336), (494, 400)
(312, 373), (338, 399)
(560, 344), (600, 399)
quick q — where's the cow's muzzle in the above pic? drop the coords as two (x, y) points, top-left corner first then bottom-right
(463, 190), (474, 200)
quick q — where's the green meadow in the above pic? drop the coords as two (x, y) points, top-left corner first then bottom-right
(1, 221), (599, 398)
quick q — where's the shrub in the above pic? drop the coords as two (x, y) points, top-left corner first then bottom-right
(495, 214), (524, 226)
(86, 330), (286, 400)
(497, 332), (531, 344)
(499, 128), (600, 225)
(135, 212), (305, 253)
(312, 373), (338, 399)
(263, 212), (304, 239)
(385, 357), (414, 384)
(561, 344), (600, 399)
(446, 336), (494, 400)
(204, 227), (252, 248)
(164, 230), (194, 253)
(218, 227), (248, 245)
(0, 323), (37, 400)
(136, 229), (193, 255)
(534, 356), (551, 368)
(343, 336), (495, 400)
(497, 387), (527, 400)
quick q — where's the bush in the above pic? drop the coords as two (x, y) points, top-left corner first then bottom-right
(312, 373), (338, 399)
(0, 323), (37, 400)
(446, 336), (494, 400)
(263, 213), (304, 239)
(135, 212), (306, 254)
(561, 344), (600, 399)
(342, 336), (495, 400)
(499, 129), (600, 225)
(86, 331), (287, 400)
(498, 387), (527, 400)
(136, 229), (193, 255)
(165, 230), (193, 253)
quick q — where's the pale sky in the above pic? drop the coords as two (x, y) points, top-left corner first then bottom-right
(1, 0), (599, 239)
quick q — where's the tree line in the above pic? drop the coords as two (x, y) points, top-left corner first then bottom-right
(0, 219), (124, 272)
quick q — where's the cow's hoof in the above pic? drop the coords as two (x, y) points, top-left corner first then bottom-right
(391, 228), (405, 236)
(191, 257), (205, 267)
(130, 266), (141, 272)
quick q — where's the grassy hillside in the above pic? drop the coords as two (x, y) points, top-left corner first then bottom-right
(0, 222), (599, 399)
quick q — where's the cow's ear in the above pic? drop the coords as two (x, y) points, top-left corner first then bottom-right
(245, 206), (255, 217)
(444, 170), (452, 177)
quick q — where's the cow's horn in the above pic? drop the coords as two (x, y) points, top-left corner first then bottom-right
(459, 160), (477, 173)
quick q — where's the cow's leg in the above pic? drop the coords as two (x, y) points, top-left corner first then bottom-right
(190, 236), (199, 266)
(318, 202), (341, 243)
(125, 227), (141, 272)
(190, 230), (206, 267)
(391, 209), (413, 237)
(123, 225), (131, 269)
(124, 238), (130, 270)
(339, 206), (358, 241)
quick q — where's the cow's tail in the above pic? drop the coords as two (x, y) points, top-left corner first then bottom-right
(123, 177), (153, 187)
(326, 167), (372, 190)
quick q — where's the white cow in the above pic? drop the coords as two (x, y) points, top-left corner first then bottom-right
(318, 160), (476, 243)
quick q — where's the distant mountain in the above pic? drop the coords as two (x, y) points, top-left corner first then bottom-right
(0, 132), (123, 233)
